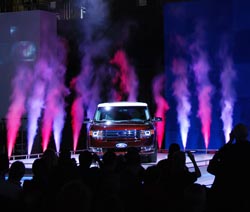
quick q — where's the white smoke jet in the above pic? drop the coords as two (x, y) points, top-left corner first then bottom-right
(172, 58), (191, 149)
(41, 38), (69, 152)
(27, 60), (47, 155)
(190, 21), (213, 149)
(219, 40), (236, 143)
(53, 107), (66, 152)
(27, 90), (45, 154)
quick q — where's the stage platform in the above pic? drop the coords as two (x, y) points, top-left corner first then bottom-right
(9, 151), (215, 187)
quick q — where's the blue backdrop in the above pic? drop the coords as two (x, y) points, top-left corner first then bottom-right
(163, 0), (250, 150)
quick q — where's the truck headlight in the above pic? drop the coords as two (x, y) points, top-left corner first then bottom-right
(90, 130), (103, 139)
(140, 130), (154, 138)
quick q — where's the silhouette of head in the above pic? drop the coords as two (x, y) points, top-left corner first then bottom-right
(8, 160), (25, 182)
(125, 147), (141, 165)
(168, 143), (181, 158)
(79, 150), (93, 168)
(102, 150), (117, 165)
(172, 150), (186, 168)
(233, 123), (248, 140)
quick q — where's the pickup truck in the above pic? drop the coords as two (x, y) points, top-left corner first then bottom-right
(84, 101), (162, 163)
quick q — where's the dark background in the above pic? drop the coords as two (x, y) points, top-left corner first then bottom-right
(1, 0), (250, 154)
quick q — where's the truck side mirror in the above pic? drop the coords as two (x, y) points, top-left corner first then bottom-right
(83, 118), (92, 124)
(152, 117), (162, 122)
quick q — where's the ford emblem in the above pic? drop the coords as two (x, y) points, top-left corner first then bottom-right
(116, 143), (127, 148)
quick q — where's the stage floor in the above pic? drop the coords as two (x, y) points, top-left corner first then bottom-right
(10, 151), (215, 187)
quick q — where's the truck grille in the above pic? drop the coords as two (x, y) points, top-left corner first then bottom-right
(103, 129), (139, 139)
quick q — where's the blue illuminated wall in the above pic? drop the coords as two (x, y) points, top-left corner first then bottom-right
(164, 0), (250, 150)
(0, 10), (57, 119)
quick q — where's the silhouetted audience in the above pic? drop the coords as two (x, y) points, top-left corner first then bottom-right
(22, 158), (50, 211)
(55, 179), (93, 212)
(48, 148), (78, 194)
(3, 126), (250, 212)
(119, 148), (145, 212)
(157, 142), (181, 182)
(207, 123), (250, 212)
(7, 160), (25, 194)
(183, 183), (207, 212)
(77, 150), (101, 192)
(41, 148), (58, 173)
(78, 150), (93, 169)
(92, 150), (124, 212)
(95, 150), (121, 195)
(0, 156), (25, 209)
(163, 150), (202, 212)
(141, 164), (163, 212)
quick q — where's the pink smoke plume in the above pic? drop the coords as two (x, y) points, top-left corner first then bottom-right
(190, 23), (213, 149)
(26, 58), (49, 155)
(109, 49), (138, 101)
(152, 73), (170, 150)
(70, 0), (111, 151)
(41, 38), (69, 152)
(172, 58), (191, 149)
(219, 40), (236, 143)
(70, 76), (86, 152)
(26, 38), (68, 155)
(6, 64), (33, 158)
(42, 84), (68, 153)
(70, 94), (83, 152)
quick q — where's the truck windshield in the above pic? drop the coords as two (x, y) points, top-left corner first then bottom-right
(94, 106), (150, 121)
